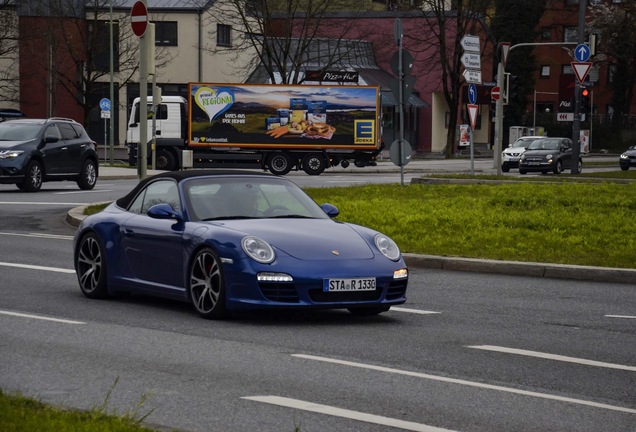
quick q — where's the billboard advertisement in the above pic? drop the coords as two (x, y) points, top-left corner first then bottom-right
(188, 83), (381, 149)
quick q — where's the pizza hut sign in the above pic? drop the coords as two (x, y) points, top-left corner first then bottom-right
(305, 70), (359, 83)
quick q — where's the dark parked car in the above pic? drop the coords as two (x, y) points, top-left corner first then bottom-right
(518, 137), (582, 174)
(619, 145), (636, 170)
(0, 117), (99, 192)
(74, 170), (409, 319)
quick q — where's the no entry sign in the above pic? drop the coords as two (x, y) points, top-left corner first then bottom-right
(491, 86), (501, 101)
(130, 1), (148, 37)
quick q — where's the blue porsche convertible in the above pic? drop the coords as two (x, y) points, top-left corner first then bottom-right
(73, 170), (408, 319)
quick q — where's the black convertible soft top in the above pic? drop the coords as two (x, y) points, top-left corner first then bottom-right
(115, 169), (275, 209)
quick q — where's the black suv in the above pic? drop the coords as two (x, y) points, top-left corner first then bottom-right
(0, 118), (99, 192)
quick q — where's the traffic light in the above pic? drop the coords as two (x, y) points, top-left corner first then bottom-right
(505, 74), (519, 105)
(580, 87), (591, 114)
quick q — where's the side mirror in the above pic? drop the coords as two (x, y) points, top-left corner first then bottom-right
(147, 203), (182, 221)
(44, 136), (59, 144)
(321, 203), (339, 218)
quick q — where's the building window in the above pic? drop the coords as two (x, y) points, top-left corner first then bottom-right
(154, 21), (178, 46)
(89, 20), (119, 72)
(541, 65), (550, 78)
(217, 24), (232, 47)
(565, 0), (578, 5)
(541, 27), (551, 40)
(608, 64), (616, 83)
(564, 27), (578, 42)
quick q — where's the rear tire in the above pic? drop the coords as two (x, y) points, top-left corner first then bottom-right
(302, 153), (326, 175)
(77, 159), (97, 190)
(268, 152), (292, 175)
(23, 160), (43, 192)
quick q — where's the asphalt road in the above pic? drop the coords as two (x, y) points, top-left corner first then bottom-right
(0, 163), (634, 431)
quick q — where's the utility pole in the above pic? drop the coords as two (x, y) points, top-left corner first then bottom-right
(571, 0), (586, 174)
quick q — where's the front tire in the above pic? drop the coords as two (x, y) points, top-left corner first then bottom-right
(76, 232), (109, 299)
(189, 248), (227, 319)
(77, 159), (97, 190)
(553, 160), (563, 174)
(23, 160), (43, 192)
(519, 169), (527, 175)
(156, 149), (177, 171)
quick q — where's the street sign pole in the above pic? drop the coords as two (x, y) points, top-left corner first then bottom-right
(132, 0), (149, 179)
(495, 59), (504, 175)
(394, 18), (405, 186)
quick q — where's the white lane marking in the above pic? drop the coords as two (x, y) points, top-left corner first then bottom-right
(0, 310), (85, 325)
(0, 201), (84, 205)
(392, 307), (441, 315)
(0, 261), (75, 274)
(0, 231), (73, 240)
(606, 315), (636, 320)
(242, 396), (457, 432)
(292, 354), (636, 414)
(467, 345), (636, 372)
(54, 190), (113, 195)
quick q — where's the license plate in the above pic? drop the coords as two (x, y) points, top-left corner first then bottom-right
(323, 277), (376, 292)
(528, 161), (541, 165)
(509, 157), (519, 162)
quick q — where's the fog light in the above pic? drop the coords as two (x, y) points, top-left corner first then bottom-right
(257, 272), (293, 282)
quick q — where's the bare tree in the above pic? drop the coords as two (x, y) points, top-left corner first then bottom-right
(0, 1), (20, 104)
(21, 0), (173, 125)
(589, 2), (636, 129)
(412, 0), (494, 158)
(200, 0), (374, 84)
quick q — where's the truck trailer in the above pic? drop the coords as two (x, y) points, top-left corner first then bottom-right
(126, 83), (383, 175)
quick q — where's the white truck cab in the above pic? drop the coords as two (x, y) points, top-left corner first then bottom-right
(126, 96), (186, 146)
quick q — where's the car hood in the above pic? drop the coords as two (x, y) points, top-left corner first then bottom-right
(523, 149), (555, 156)
(0, 140), (31, 149)
(213, 218), (375, 260)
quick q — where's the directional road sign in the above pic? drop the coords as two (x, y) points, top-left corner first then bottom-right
(461, 52), (481, 70)
(557, 112), (574, 122)
(462, 69), (482, 85)
(460, 34), (480, 53)
(468, 83), (477, 104)
(574, 43), (591, 62)
(131, 1), (148, 37)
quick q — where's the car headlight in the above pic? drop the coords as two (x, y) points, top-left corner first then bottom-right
(374, 233), (400, 261)
(546, 154), (553, 160)
(242, 236), (275, 264)
(620, 153), (628, 159)
(520, 154), (526, 160)
(0, 150), (24, 159)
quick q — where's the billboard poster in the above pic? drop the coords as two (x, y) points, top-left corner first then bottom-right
(188, 83), (380, 149)
(459, 124), (470, 147)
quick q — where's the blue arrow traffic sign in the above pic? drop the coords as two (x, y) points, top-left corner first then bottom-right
(468, 83), (477, 105)
(99, 98), (111, 111)
(574, 44), (591, 62)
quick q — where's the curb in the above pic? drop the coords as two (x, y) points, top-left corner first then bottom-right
(402, 253), (636, 285)
(66, 205), (636, 286)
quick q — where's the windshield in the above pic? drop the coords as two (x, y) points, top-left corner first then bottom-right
(512, 138), (537, 148)
(184, 176), (331, 221)
(0, 123), (41, 141)
(527, 139), (560, 150)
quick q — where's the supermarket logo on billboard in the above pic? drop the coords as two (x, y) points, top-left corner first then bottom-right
(354, 120), (375, 144)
